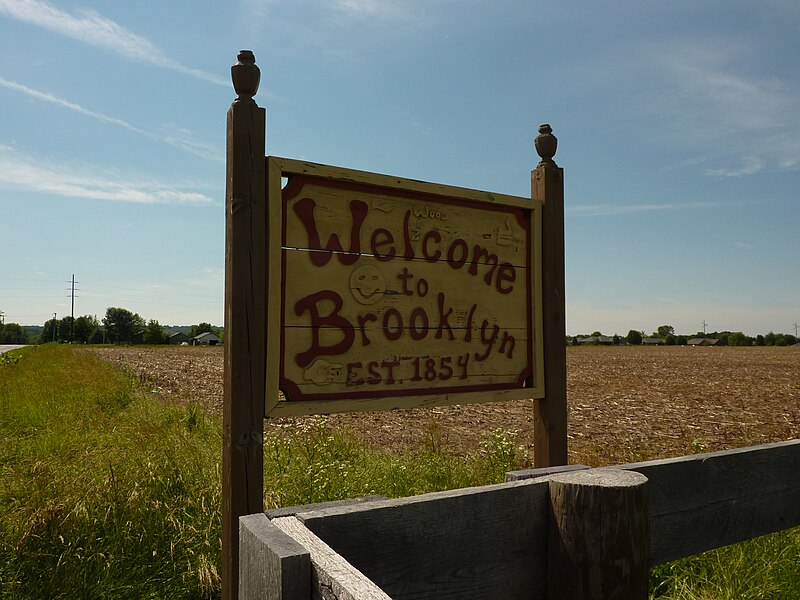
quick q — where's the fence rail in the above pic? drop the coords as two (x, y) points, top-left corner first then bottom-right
(240, 438), (800, 599)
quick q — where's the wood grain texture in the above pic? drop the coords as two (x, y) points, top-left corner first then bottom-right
(547, 469), (649, 600)
(270, 156), (532, 209)
(223, 96), (267, 599)
(239, 514), (310, 600)
(272, 516), (393, 600)
(294, 479), (551, 600)
(265, 155), (545, 416)
(505, 463), (589, 482)
(531, 160), (568, 468)
(506, 439), (800, 565)
(621, 438), (800, 565)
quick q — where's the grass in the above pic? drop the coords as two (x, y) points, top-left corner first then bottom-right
(0, 345), (520, 598)
(1, 344), (797, 598)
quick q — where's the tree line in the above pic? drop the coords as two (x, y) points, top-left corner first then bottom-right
(0, 307), (222, 345)
(572, 324), (798, 347)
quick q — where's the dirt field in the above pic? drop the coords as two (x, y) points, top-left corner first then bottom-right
(91, 345), (800, 466)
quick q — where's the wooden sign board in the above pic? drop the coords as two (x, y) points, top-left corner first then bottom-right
(265, 157), (544, 417)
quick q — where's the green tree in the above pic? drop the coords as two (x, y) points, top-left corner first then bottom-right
(0, 322), (27, 344)
(656, 325), (674, 338)
(664, 334), (676, 346)
(626, 330), (642, 345)
(676, 335), (688, 346)
(755, 334), (765, 346)
(39, 318), (58, 343)
(143, 320), (167, 344)
(103, 307), (144, 344)
(73, 315), (99, 344)
(728, 331), (752, 347)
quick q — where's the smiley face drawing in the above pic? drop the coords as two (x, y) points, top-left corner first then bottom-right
(349, 264), (386, 305)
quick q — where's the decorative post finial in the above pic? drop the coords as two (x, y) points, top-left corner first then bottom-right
(231, 50), (260, 102)
(535, 123), (557, 165)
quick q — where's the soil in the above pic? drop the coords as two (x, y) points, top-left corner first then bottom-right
(90, 344), (800, 466)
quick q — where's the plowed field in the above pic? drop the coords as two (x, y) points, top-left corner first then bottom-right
(92, 345), (800, 466)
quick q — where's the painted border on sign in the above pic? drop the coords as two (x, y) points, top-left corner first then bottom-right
(265, 156), (544, 417)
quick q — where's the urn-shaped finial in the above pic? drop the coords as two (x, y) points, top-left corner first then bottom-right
(535, 123), (557, 164)
(231, 50), (260, 101)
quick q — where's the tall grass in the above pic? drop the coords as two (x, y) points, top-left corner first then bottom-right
(1, 345), (797, 598)
(0, 345), (222, 599)
(0, 345), (521, 598)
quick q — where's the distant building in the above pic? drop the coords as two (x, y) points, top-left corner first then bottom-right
(642, 337), (665, 345)
(687, 338), (719, 346)
(193, 331), (221, 346)
(168, 331), (191, 345)
(577, 335), (615, 345)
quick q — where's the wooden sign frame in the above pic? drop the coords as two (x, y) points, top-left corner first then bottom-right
(223, 51), (567, 600)
(265, 157), (545, 418)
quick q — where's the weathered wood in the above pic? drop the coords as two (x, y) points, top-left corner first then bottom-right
(294, 479), (551, 599)
(266, 495), (387, 519)
(224, 50), (267, 600)
(265, 155), (545, 416)
(270, 156), (533, 209)
(239, 514), (310, 600)
(621, 438), (800, 565)
(505, 463), (589, 481)
(273, 516), (392, 600)
(547, 469), (649, 600)
(506, 439), (800, 564)
(267, 386), (544, 417)
(531, 125), (568, 468)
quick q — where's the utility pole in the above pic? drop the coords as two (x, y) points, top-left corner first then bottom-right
(52, 312), (57, 342)
(701, 320), (708, 335)
(0, 310), (4, 324)
(794, 322), (799, 338)
(68, 274), (77, 343)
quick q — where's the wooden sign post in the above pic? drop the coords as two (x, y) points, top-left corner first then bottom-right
(223, 51), (567, 599)
(223, 50), (266, 600)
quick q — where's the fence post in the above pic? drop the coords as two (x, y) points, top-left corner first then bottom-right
(547, 469), (649, 599)
(223, 50), (267, 600)
(532, 124), (568, 467)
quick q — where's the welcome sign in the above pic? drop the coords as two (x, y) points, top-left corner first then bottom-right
(265, 157), (544, 416)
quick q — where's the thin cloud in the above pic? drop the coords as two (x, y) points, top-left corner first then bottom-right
(568, 201), (720, 217)
(0, 146), (214, 205)
(643, 39), (800, 176)
(0, 77), (223, 162)
(0, 0), (226, 85)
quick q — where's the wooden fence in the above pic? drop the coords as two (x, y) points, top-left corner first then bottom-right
(239, 438), (800, 599)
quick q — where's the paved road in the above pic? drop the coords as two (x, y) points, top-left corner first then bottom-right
(0, 345), (28, 355)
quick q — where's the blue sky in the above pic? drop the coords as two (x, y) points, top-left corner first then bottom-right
(0, 0), (798, 336)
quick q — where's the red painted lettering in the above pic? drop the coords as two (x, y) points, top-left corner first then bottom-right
(422, 230), (442, 261)
(496, 262), (516, 294)
(357, 313), (377, 346)
(468, 246), (499, 286)
(435, 292), (455, 340)
(409, 307), (429, 340)
(367, 361), (382, 384)
(397, 267), (414, 296)
(382, 308), (403, 340)
(446, 238), (468, 268)
(347, 362), (364, 385)
(474, 320), (499, 361)
(293, 198), (367, 266)
(370, 228), (396, 261)
(294, 290), (354, 368)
